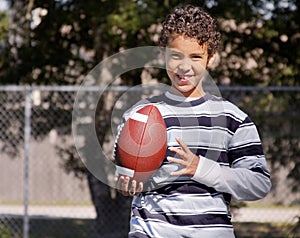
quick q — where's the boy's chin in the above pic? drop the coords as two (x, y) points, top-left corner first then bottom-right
(171, 86), (203, 98)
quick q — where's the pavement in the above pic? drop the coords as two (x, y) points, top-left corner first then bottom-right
(231, 207), (299, 223)
(0, 205), (96, 219)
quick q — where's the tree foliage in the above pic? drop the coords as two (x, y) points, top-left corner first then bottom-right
(0, 0), (298, 86)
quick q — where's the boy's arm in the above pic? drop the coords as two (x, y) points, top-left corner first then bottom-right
(168, 118), (271, 201)
(192, 118), (271, 201)
(192, 156), (271, 200)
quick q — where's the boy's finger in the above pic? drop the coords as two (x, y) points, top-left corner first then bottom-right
(118, 176), (130, 195)
(116, 176), (124, 191)
(175, 137), (190, 152)
(136, 182), (143, 194)
(168, 146), (185, 158)
(170, 168), (186, 176)
(167, 156), (186, 166)
(129, 180), (136, 196)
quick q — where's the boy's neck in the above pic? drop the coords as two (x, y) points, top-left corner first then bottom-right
(166, 90), (206, 101)
(169, 87), (206, 99)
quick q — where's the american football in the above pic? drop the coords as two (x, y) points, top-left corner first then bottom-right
(115, 104), (167, 182)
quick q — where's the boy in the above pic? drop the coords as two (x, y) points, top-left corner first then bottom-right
(115, 5), (271, 238)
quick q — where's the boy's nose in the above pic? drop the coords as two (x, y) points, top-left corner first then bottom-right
(178, 58), (192, 72)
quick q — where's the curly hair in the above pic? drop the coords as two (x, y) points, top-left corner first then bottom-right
(159, 5), (221, 57)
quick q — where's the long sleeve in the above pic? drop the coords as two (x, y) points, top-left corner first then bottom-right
(192, 116), (271, 201)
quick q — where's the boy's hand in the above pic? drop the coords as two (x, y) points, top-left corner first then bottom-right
(115, 176), (143, 197)
(167, 137), (200, 177)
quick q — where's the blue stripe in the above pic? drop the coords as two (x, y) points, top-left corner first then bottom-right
(166, 148), (230, 165)
(198, 149), (229, 164)
(164, 115), (241, 134)
(153, 183), (218, 195)
(132, 207), (232, 227)
(150, 183), (232, 204)
(228, 144), (264, 163)
(250, 166), (271, 178)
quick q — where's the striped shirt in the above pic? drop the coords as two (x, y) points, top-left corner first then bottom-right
(117, 92), (271, 238)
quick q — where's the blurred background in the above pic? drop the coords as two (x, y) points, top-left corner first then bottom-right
(0, 0), (299, 238)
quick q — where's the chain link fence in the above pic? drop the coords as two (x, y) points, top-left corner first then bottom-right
(0, 85), (299, 238)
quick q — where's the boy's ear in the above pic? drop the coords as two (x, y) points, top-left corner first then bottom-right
(207, 53), (219, 68)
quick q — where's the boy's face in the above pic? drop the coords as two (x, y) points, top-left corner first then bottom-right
(166, 35), (212, 98)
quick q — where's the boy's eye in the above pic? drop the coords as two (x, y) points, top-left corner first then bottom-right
(192, 55), (203, 60)
(166, 51), (182, 59)
(170, 53), (181, 59)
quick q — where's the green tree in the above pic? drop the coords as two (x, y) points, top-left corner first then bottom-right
(0, 9), (9, 76)
(208, 0), (299, 86)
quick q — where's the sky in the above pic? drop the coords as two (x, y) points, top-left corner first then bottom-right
(0, 0), (9, 11)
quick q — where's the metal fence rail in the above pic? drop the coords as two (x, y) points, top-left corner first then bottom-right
(0, 85), (299, 238)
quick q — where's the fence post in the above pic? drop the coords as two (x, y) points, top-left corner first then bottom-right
(23, 87), (32, 238)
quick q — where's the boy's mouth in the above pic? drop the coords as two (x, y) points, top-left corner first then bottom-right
(176, 74), (193, 83)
